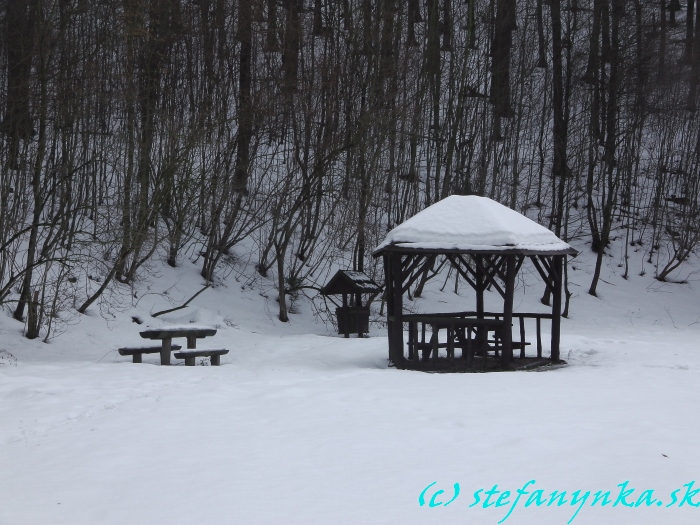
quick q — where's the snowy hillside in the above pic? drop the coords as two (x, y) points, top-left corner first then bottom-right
(2, 234), (700, 525)
(3, 1), (700, 522)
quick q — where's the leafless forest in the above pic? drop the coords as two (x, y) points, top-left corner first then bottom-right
(2, 0), (700, 339)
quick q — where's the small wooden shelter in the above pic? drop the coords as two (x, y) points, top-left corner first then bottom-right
(372, 195), (577, 371)
(321, 270), (381, 337)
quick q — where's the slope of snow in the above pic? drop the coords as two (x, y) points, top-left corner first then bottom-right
(1, 239), (699, 525)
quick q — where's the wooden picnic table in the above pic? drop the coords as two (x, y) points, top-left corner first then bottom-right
(400, 314), (507, 368)
(140, 326), (217, 365)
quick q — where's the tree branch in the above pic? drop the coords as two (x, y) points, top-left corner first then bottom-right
(151, 284), (211, 318)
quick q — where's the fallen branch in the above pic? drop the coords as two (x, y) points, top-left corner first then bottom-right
(151, 284), (211, 318)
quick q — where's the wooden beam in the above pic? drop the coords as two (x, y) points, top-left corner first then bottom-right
(343, 293), (349, 338)
(160, 338), (172, 366)
(391, 252), (405, 367)
(445, 254), (478, 289)
(501, 255), (516, 367)
(530, 255), (555, 294)
(383, 254), (394, 360)
(486, 254), (508, 281)
(551, 255), (563, 362)
(514, 255), (525, 277)
(399, 253), (423, 281)
(475, 255), (484, 318)
(474, 254), (506, 298)
(402, 254), (436, 294)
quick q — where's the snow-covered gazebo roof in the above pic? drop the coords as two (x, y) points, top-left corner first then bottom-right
(373, 195), (576, 255)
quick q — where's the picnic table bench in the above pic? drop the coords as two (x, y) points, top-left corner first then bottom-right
(174, 348), (229, 366)
(139, 326), (218, 365)
(118, 344), (182, 363)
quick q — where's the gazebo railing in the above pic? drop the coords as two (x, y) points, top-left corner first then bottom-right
(399, 311), (553, 369)
(453, 311), (553, 359)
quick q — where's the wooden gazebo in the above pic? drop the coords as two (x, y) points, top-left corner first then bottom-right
(372, 195), (577, 371)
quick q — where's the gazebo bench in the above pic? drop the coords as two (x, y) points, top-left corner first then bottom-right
(118, 344), (182, 363)
(428, 311), (549, 359)
(488, 338), (531, 354)
(173, 348), (229, 366)
(404, 314), (507, 367)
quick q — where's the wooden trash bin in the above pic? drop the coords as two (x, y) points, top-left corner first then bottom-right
(321, 270), (381, 338)
(336, 306), (370, 338)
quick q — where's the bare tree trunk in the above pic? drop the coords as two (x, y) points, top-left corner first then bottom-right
(490, 0), (515, 120)
(550, 0), (567, 238)
(1, 0), (36, 167)
(590, 0), (623, 297)
(282, 0), (301, 94)
(583, 0), (602, 84)
(659, 0), (667, 78)
(688, 0), (700, 110)
(276, 239), (289, 322)
(234, 0), (253, 192)
(13, 6), (46, 324)
(536, 0), (547, 68)
(686, 0), (696, 62)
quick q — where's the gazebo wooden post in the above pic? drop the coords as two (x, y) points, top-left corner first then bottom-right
(342, 293), (349, 338)
(390, 252), (405, 366)
(355, 291), (362, 338)
(475, 255), (484, 318)
(475, 254), (486, 367)
(383, 254), (394, 356)
(501, 254), (516, 367)
(550, 255), (563, 362)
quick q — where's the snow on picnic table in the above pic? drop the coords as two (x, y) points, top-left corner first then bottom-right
(139, 323), (218, 332)
(1, 325), (700, 525)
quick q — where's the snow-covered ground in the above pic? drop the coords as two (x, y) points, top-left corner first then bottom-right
(2, 242), (700, 525)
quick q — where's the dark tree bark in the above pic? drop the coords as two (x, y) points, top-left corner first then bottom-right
(362, 0), (373, 54)
(685, 0), (695, 62)
(688, 0), (700, 110)
(426, 0), (442, 203)
(536, 0), (547, 68)
(659, 0), (667, 77)
(282, 0), (301, 91)
(407, 0), (421, 46)
(490, 0), (516, 120)
(1, 0), (36, 166)
(669, 0), (681, 26)
(313, 0), (323, 36)
(123, 0), (174, 283)
(582, 0), (602, 83)
(234, 0), (253, 192)
(380, 0), (396, 87)
(467, 0), (476, 49)
(265, 0), (279, 50)
(632, 0), (647, 112)
(590, 0), (623, 297)
(600, 1), (611, 63)
(550, 0), (567, 237)
(442, 0), (453, 51)
(14, 6), (48, 324)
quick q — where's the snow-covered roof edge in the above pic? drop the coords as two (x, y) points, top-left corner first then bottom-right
(373, 195), (576, 256)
